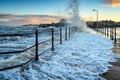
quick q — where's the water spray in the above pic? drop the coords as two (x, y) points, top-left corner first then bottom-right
(68, 0), (97, 33)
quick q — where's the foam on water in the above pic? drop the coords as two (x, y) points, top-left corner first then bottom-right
(0, 0), (117, 80)
(0, 33), (116, 80)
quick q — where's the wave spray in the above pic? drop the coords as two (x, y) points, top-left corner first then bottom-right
(68, 0), (96, 33)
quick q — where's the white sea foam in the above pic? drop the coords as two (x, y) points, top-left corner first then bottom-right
(0, 0), (118, 80)
(0, 32), (117, 80)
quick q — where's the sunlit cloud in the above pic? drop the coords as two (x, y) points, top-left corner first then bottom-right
(82, 18), (91, 21)
(0, 13), (67, 26)
(102, 0), (120, 7)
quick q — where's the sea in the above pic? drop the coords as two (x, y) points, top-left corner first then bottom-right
(0, 26), (60, 53)
(1, 26), (120, 52)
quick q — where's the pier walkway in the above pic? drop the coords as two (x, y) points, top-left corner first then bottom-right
(102, 43), (120, 80)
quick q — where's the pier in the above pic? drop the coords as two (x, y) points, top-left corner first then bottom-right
(102, 43), (120, 80)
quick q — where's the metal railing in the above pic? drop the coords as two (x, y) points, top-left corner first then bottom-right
(95, 26), (120, 44)
(0, 27), (77, 72)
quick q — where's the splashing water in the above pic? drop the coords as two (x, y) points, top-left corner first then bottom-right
(68, 0), (96, 33)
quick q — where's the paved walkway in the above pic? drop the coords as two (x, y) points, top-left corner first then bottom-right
(102, 43), (120, 80)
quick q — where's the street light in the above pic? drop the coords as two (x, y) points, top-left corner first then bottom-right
(93, 9), (98, 33)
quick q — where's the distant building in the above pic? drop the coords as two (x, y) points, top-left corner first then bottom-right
(38, 19), (69, 27)
(59, 19), (67, 24)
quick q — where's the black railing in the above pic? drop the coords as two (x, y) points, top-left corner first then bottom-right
(0, 33), (34, 37)
(0, 26), (77, 72)
(95, 26), (120, 45)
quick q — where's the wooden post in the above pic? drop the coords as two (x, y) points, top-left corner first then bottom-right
(35, 30), (39, 61)
(51, 28), (54, 51)
(60, 28), (62, 44)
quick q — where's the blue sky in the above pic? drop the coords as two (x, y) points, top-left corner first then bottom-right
(0, 0), (69, 15)
(0, 0), (120, 26)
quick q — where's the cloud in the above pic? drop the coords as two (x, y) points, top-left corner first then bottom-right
(102, 0), (120, 7)
(0, 13), (67, 26)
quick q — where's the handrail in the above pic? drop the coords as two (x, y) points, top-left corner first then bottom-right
(99, 28), (120, 37)
(0, 27), (77, 71)
(0, 39), (60, 71)
(0, 39), (52, 54)
(0, 32), (34, 37)
(0, 26), (76, 54)
(0, 64), (22, 71)
(97, 27), (119, 44)
(0, 50), (25, 54)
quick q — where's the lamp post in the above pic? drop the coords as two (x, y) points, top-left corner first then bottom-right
(93, 9), (98, 33)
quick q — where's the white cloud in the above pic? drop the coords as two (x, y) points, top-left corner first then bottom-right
(102, 0), (120, 7)
(0, 13), (67, 26)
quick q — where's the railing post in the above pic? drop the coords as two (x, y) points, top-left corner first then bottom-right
(114, 26), (117, 44)
(105, 26), (106, 37)
(109, 27), (110, 39)
(106, 26), (107, 38)
(69, 27), (70, 38)
(97, 27), (98, 34)
(60, 27), (62, 44)
(107, 26), (109, 38)
(110, 27), (112, 39)
(112, 27), (114, 40)
(97, 28), (99, 34)
(74, 27), (76, 34)
(35, 30), (39, 61)
(75, 27), (77, 32)
(108, 27), (110, 38)
(73, 27), (75, 34)
(98, 27), (101, 33)
(104, 27), (105, 35)
(51, 28), (54, 51)
(103, 27), (105, 35)
(65, 27), (67, 40)
(71, 27), (73, 35)
(20, 63), (24, 76)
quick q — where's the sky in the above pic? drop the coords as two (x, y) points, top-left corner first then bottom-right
(0, 0), (120, 26)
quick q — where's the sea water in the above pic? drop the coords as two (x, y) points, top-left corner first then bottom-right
(0, 26), (60, 60)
